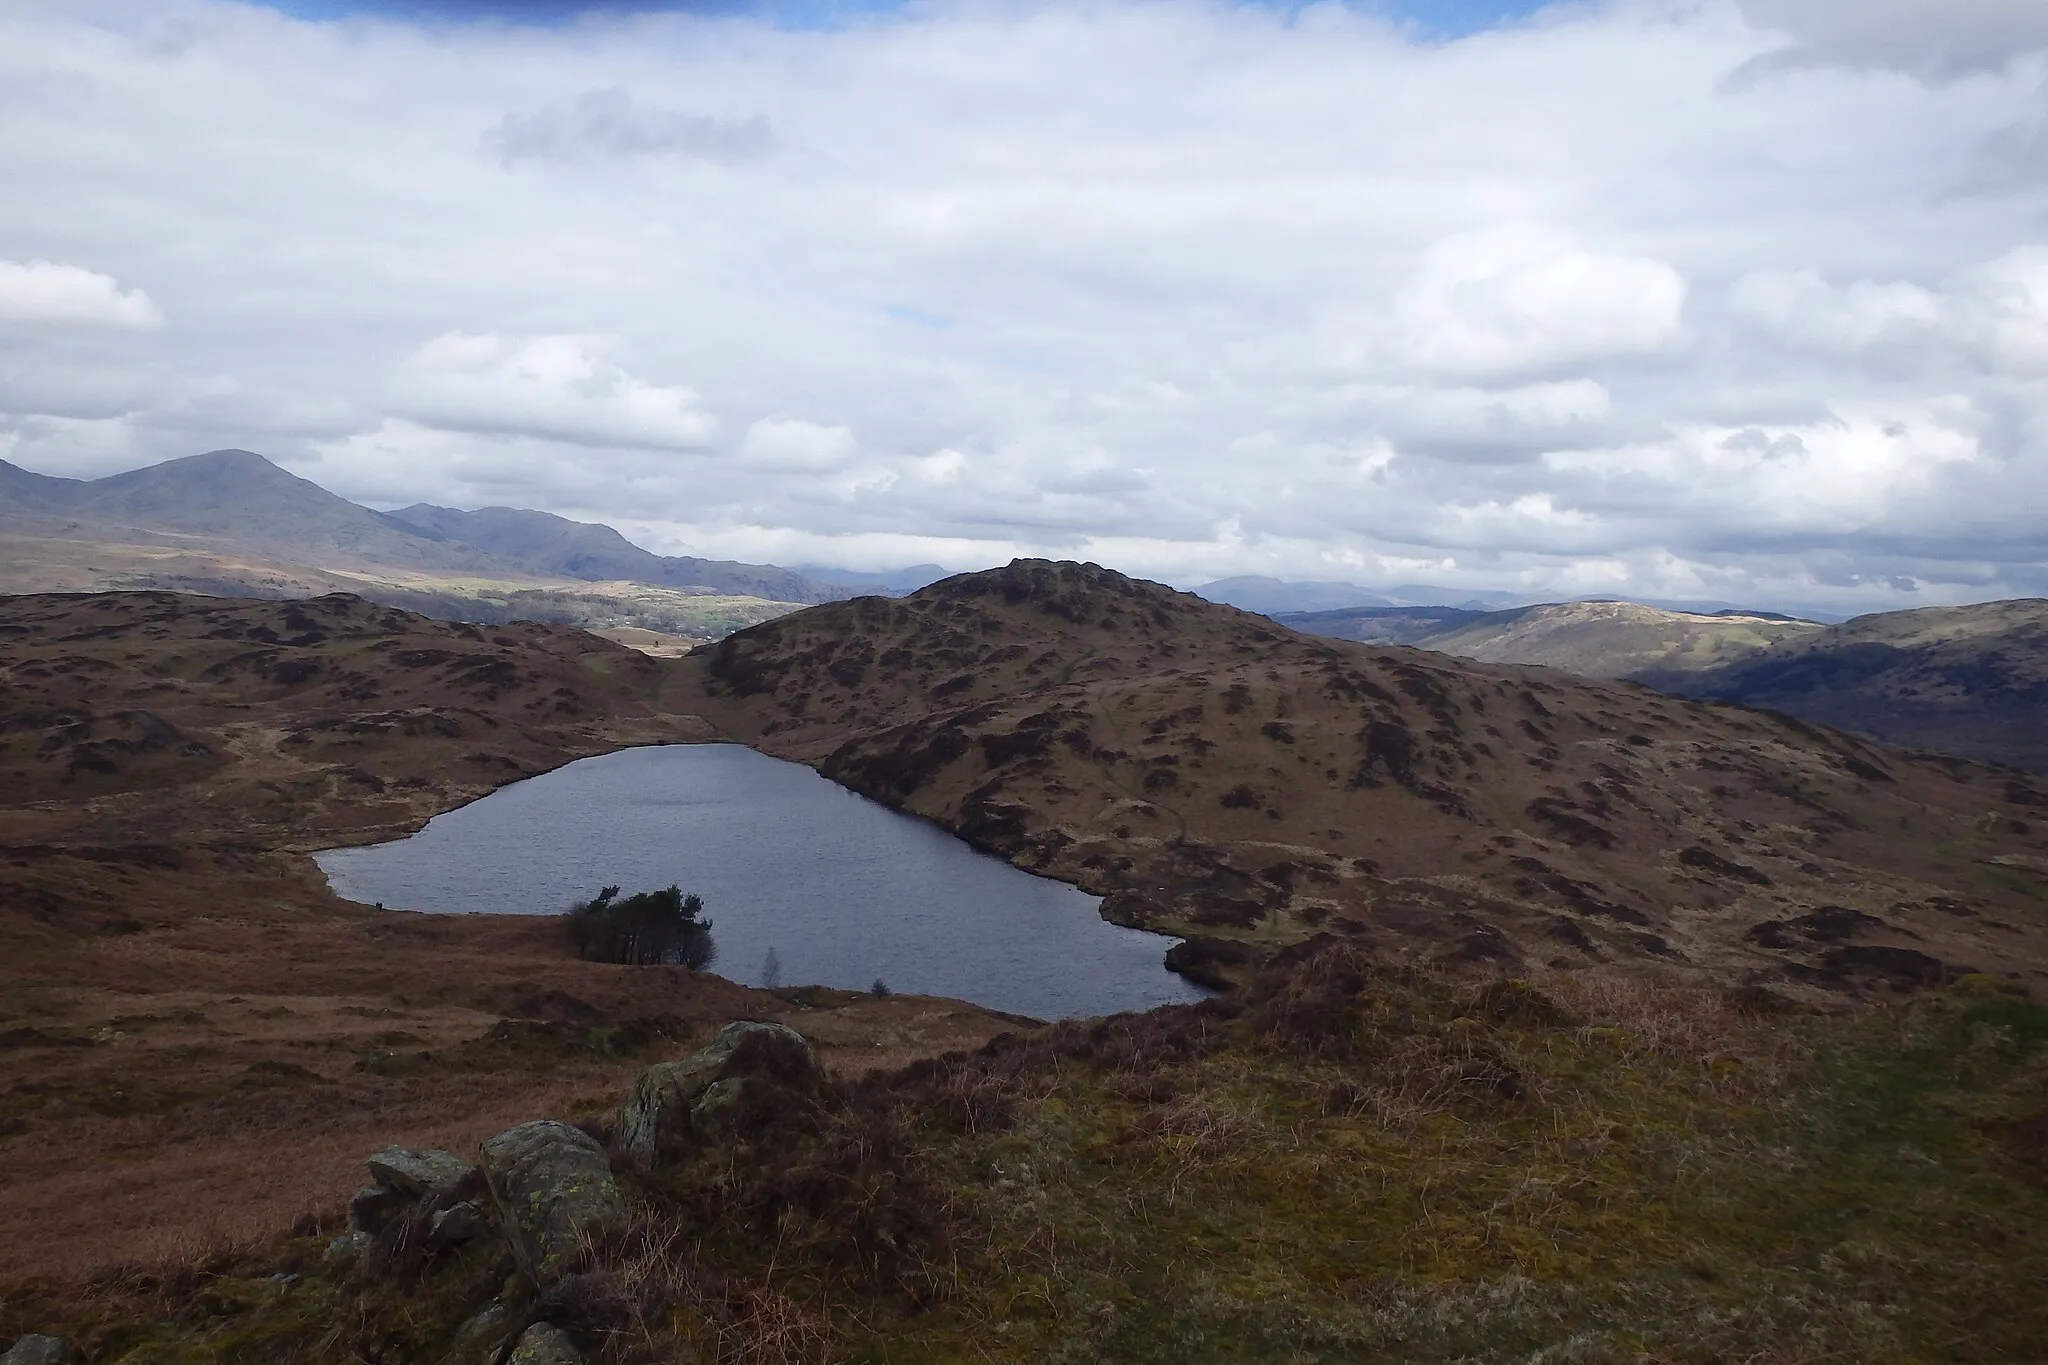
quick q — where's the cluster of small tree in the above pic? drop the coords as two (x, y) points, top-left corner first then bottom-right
(567, 885), (717, 969)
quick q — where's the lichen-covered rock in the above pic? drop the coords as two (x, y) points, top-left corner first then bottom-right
(479, 1120), (622, 1284)
(618, 1020), (824, 1161)
(455, 1302), (514, 1357)
(348, 1182), (406, 1234)
(324, 1229), (373, 1268)
(507, 1322), (582, 1365)
(367, 1146), (475, 1198)
(429, 1200), (488, 1246)
(0, 1335), (75, 1365)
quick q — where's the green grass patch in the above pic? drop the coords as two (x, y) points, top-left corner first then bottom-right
(12, 959), (2048, 1363)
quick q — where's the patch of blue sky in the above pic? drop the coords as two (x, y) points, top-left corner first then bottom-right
(880, 305), (954, 331)
(257, 0), (1558, 39)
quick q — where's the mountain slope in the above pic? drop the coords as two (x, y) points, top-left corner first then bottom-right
(383, 504), (850, 604)
(1417, 600), (1824, 678)
(676, 559), (2048, 996)
(0, 589), (715, 847)
(1664, 599), (2048, 772)
(0, 451), (830, 639)
(1273, 604), (1491, 646)
(0, 450), (515, 576)
(0, 457), (87, 508)
(1277, 600), (1821, 680)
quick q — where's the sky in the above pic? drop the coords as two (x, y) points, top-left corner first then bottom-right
(3, 0), (2047, 611)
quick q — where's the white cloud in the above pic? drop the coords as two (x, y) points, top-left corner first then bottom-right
(394, 333), (718, 452)
(0, 258), (163, 330)
(1389, 227), (1688, 381)
(0, 0), (2045, 612)
(1730, 250), (2048, 375)
(738, 417), (860, 473)
(1735, 0), (2048, 77)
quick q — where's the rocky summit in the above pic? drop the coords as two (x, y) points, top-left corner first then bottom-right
(681, 559), (2048, 996)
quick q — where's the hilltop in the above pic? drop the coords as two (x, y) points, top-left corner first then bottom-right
(681, 560), (2048, 995)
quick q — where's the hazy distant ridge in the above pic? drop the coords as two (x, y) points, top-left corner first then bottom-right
(385, 503), (851, 604)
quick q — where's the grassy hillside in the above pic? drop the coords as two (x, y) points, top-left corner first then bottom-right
(1664, 599), (2048, 774)
(0, 533), (803, 646)
(1279, 600), (1821, 677)
(1418, 600), (1822, 677)
(12, 956), (2047, 1363)
(0, 590), (1022, 1282)
(678, 560), (2048, 997)
(1278, 596), (2048, 776)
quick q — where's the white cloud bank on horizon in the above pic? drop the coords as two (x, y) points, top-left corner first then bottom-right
(1, 0), (2046, 612)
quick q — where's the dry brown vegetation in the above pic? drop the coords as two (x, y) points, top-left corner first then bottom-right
(0, 591), (1023, 1283)
(680, 559), (2048, 996)
(13, 948), (2047, 1363)
(6, 571), (2048, 1360)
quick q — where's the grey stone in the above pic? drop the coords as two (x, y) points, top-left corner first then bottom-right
(348, 1182), (405, 1234)
(366, 1146), (475, 1199)
(618, 1020), (823, 1161)
(479, 1120), (622, 1285)
(324, 1229), (373, 1268)
(507, 1322), (582, 1365)
(455, 1302), (514, 1356)
(1, 1335), (75, 1365)
(429, 1200), (488, 1246)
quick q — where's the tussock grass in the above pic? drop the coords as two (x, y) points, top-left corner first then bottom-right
(10, 952), (2048, 1363)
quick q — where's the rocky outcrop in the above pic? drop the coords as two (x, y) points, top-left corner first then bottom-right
(507, 1322), (583, 1365)
(341, 1145), (480, 1255)
(428, 1200), (488, 1246)
(367, 1146), (475, 1198)
(0, 1336), (75, 1365)
(1163, 935), (1256, 990)
(618, 1020), (825, 1161)
(480, 1120), (623, 1284)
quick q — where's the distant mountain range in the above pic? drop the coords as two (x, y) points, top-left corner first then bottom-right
(6, 449), (2045, 772)
(1192, 575), (1527, 613)
(385, 503), (846, 605)
(1277, 600), (1825, 677)
(0, 449), (876, 637)
(788, 563), (954, 594)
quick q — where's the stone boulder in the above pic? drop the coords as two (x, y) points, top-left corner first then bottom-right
(348, 1146), (477, 1235)
(479, 1120), (623, 1285)
(367, 1146), (475, 1198)
(348, 1183), (407, 1235)
(1, 1336), (75, 1365)
(428, 1200), (488, 1246)
(618, 1020), (826, 1161)
(507, 1322), (582, 1365)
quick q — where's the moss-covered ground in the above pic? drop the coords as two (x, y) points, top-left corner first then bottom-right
(9, 953), (2047, 1364)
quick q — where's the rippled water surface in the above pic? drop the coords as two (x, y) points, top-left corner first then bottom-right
(315, 743), (1206, 1019)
